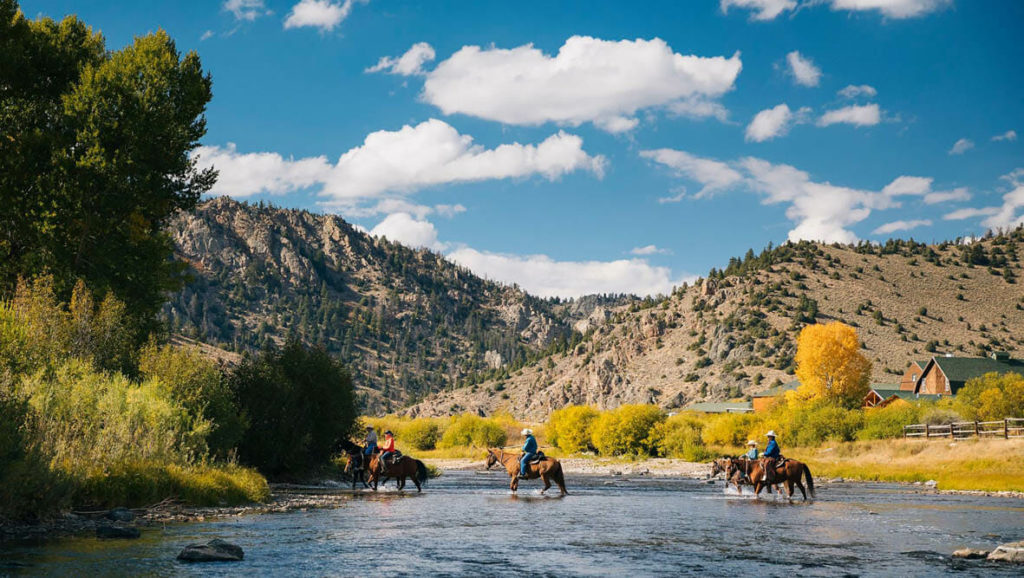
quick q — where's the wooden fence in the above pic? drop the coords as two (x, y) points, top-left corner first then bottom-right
(903, 418), (1024, 440)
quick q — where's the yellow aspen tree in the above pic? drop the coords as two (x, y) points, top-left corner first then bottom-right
(794, 321), (872, 407)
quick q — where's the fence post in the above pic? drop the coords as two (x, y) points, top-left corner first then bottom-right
(925, 423), (930, 438)
(974, 421), (979, 437)
(903, 425), (907, 439)
(1005, 419), (1010, 439)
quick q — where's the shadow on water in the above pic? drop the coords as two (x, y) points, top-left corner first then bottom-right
(2, 472), (1022, 576)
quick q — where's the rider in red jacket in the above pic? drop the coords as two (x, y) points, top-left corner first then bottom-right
(379, 430), (396, 472)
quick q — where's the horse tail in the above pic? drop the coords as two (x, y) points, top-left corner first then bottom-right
(416, 460), (429, 486)
(803, 463), (815, 498)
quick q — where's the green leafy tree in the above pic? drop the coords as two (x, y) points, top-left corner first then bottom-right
(231, 340), (358, 477)
(0, 0), (215, 334)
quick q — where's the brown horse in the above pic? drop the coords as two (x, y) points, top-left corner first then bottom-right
(749, 458), (815, 501)
(485, 448), (568, 495)
(711, 457), (780, 494)
(337, 440), (369, 490)
(367, 453), (429, 492)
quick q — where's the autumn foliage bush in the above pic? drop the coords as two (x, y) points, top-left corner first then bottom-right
(591, 404), (665, 457)
(547, 405), (599, 453)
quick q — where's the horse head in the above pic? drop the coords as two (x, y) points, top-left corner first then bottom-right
(710, 457), (731, 478)
(484, 449), (498, 470)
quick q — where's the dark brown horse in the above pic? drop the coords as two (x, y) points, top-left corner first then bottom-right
(337, 440), (369, 489)
(749, 458), (815, 501)
(366, 453), (429, 492)
(485, 448), (568, 495)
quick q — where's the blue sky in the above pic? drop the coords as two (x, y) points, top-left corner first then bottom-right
(22, 0), (1024, 297)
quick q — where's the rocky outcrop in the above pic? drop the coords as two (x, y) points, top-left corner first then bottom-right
(177, 539), (244, 562)
(988, 541), (1024, 563)
(952, 548), (989, 559)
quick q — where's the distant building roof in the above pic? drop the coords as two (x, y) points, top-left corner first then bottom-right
(751, 380), (800, 398)
(923, 354), (1024, 394)
(683, 401), (753, 414)
(869, 386), (941, 402)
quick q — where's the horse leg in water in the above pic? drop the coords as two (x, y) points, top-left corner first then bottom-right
(510, 475), (519, 493)
(793, 479), (807, 500)
(539, 471), (551, 494)
(398, 477), (406, 491)
(784, 479), (795, 501)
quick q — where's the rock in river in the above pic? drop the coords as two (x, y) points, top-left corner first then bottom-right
(951, 548), (989, 559)
(987, 541), (1024, 563)
(105, 507), (135, 522)
(177, 539), (245, 562)
(96, 525), (140, 539)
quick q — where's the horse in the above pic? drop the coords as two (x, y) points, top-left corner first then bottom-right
(749, 458), (815, 501)
(366, 452), (429, 492)
(485, 448), (568, 495)
(711, 457), (782, 495)
(336, 439), (369, 489)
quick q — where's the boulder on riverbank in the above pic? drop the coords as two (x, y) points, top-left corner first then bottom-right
(951, 548), (989, 559)
(105, 508), (135, 522)
(177, 539), (244, 562)
(96, 525), (140, 539)
(987, 541), (1024, 563)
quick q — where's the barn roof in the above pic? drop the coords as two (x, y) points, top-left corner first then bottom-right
(929, 356), (1024, 386)
(683, 401), (753, 414)
(751, 380), (800, 398)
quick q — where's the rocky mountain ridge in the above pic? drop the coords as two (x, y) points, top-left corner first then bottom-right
(407, 231), (1024, 419)
(164, 197), (614, 411)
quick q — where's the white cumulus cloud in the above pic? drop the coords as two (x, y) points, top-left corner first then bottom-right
(448, 247), (691, 298)
(992, 130), (1017, 142)
(224, 0), (270, 21)
(640, 149), (960, 243)
(872, 219), (932, 235)
(421, 36), (742, 133)
(640, 149), (744, 199)
(630, 245), (672, 256)
(745, 103), (808, 142)
(949, 138), (974, 155)
(817, 103), (881, 127)
(283, 0), (363, 32)
(828, 0), (952, 19)
(838, 84), (877, 99)
(192, 143), (332, 197)
(720, 0), (797, 20)
(194, 119), (605, 211)
(881, 176), (971, 205)
(786, 51), (822, 87)
(366, 42), (436, 76)
(370, 212), (446, 251)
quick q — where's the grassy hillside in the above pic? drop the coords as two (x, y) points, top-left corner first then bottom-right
(409, 229), (1024, 419)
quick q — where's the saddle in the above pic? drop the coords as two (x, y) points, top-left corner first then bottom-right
(528, 451), (546, 464)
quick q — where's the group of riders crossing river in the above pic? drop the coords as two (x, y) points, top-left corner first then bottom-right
(337, 425), (811, 501)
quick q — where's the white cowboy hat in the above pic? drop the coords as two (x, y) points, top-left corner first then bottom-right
(765, 430), (777, 438)
(521, 428), (533, 436)
(747, 440), (757, 446)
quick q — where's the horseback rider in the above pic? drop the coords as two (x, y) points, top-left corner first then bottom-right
(519, 428), (538, 479)
(744, 440), (759, 460)
(762, 430), (781, 484)
(379, 430), (396, 473)
(364, 425), (378, 457)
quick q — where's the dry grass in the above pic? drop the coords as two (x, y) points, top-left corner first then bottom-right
(792, 438), (1024, 492)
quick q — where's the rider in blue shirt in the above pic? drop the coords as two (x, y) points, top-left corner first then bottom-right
(762, 430), (781, 484)
(519, 429), (538, 479)
(763, 431), (780, 459)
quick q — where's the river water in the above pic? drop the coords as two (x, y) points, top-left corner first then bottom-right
(2, 471), (1022, 577)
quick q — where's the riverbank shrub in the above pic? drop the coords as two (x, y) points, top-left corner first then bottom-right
(403, 419), (441, 451)
(438, 414), (507, 449)
(547, 406), (599, 453)
(858, 403), (923, 440)
(0, 279), (272, 520)
(653, 414), (713, 461)
(591, 404), (665, 457)
(953, 372), (1024, 421)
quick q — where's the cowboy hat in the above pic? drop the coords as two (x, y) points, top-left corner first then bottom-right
(747, 440), (757, 446)
(765, 430), (777, 438)
(384, 430), (393, 435)
(521, 428), (533, 436)
(365, 425), (374, 429)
